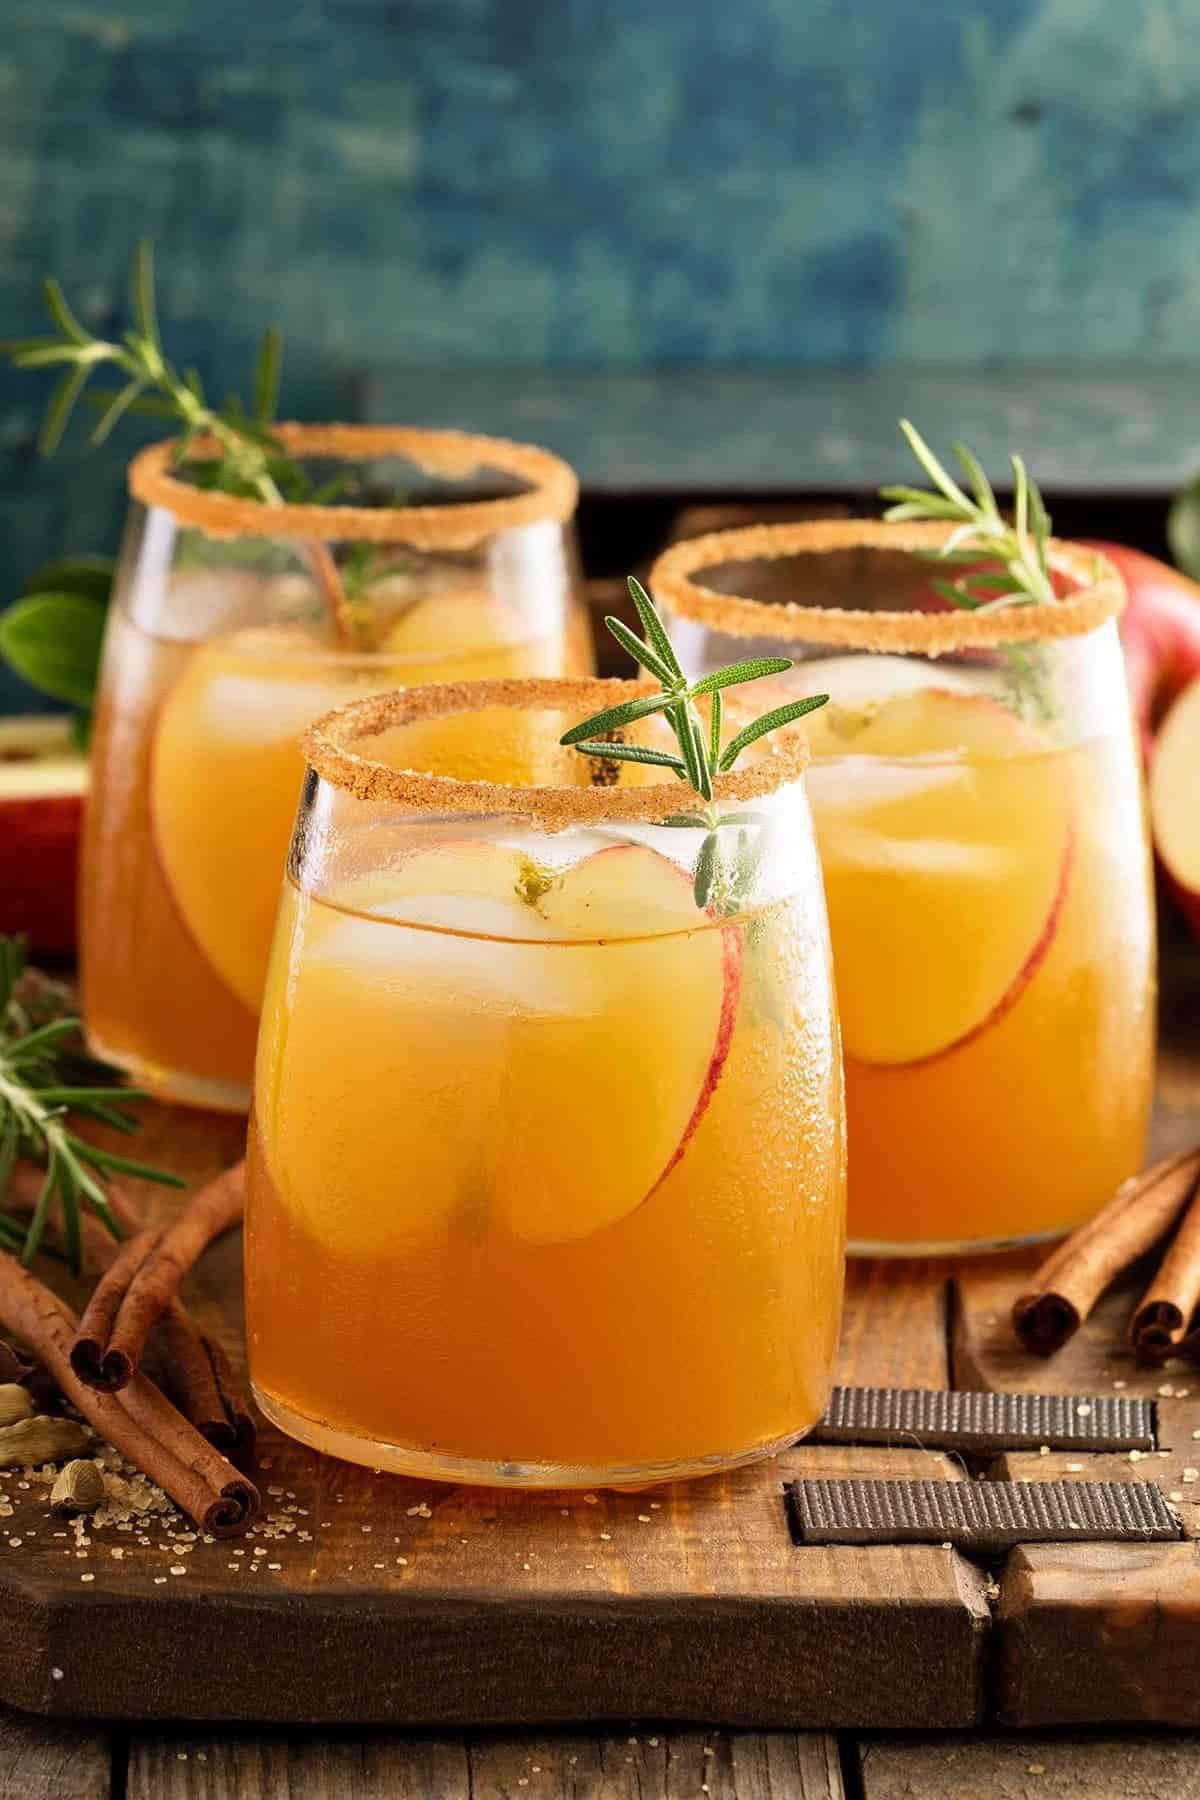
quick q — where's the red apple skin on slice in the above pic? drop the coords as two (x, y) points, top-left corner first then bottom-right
(496, 842), (743, 1244)
(0, 718), (87, 954)
(810, 687), (1074, 1067)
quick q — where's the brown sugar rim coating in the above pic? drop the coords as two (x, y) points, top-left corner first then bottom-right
(649, 519), (1124, 651)
(302, 677), (811, 826)
(127, 423), (578, 547)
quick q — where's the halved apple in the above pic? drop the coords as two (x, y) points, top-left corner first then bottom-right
(264, 841), (740, 1257)
(808, 686), (1073, 1066)
(1150, 676), (1200, 935)
(0, 716), (88, 953)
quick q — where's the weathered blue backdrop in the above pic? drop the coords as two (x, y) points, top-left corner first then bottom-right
(2, 0), (1199, 695)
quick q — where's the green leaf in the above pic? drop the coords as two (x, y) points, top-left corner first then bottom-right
(693, 833), (718, 910)
(0, 592), (107, 706)
(709, 687), (723, 764)
(559, 690), (674, 745)
(41, 276), (90, 347)
(897, 419), (975, 513)
(90, 376), (147, 445)
(603, 615), (675, 684)
(627, 576), (683, 678)
(952, 440), (998, 515)
(571, 740), (686, 771)
(718, 694), (829, 771)
(1168, 481), (1200, 581)
(254, 325), (283, 424)
(690, 656), (793, 695)
(21, 554), (113, 605)
(930, 577), (978, 610)
(131, 239), (161, 357)
(39, 362), (91, 454)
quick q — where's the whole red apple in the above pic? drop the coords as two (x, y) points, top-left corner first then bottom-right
(1081, 541), (1200, 935)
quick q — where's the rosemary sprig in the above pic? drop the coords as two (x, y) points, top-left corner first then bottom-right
(0, 938), (184, 1271)
(561, 577), (827, 910)
(881, 419), (1057, 718)
(2, 241), (291, 501)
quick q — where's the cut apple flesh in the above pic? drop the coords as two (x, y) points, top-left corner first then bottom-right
(261, 842), (739, 1254)
(806, 684), (1073, 1066)
(1150, 676), (1200, 921)
(150, 629), (369, 1013)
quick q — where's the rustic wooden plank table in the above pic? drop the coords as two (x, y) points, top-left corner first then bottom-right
(7, 588), (1200, 1794)
(6, 920), (1200, 1798)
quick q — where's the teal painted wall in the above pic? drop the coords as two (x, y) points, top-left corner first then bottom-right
(2, 0), (1199, 702)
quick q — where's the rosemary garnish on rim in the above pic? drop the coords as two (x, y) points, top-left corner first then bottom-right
(561, 577), (827, 909)
(882, 420), (1058, 719)
(2, 240), (292, 499)
(0, 939), (183, 1272)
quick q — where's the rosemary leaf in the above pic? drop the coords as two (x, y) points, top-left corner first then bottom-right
(718, 694), (830, 771)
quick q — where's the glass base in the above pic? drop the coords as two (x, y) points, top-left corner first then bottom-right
(85, 1029), (251, 1115)
(253, 1385), (813, 1489)
(848, 1224), (1071, 1259)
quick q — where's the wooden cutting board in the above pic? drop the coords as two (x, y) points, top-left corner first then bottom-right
(0, 930), (1197, 1730)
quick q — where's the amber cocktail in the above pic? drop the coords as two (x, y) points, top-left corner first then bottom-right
(245, 678), (845, 1484)
(81, 427), (589, 1110)
(652, 519), (1155, 1254)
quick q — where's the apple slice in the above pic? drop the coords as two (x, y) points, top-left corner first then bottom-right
(808, 686), (1073, 1065)
(1150, 676), (1200, 935)
(150, 629), (362, 1013)
(382, 589), (558, 680)
(0, 716), (88, 954)
(261, 841), (740, 1257)
(493, 843), (740, 1243)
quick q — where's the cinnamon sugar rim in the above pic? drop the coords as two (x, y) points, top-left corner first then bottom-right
(650, 519), (1123, 650)
(302, 677), (811, 825)
(127, 423), (578, 546)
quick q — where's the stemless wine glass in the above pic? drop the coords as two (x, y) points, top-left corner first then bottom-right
(651, 521), (1156, 1255)
(244, 677), (846, 1485)
(81, 425), (588, 1112)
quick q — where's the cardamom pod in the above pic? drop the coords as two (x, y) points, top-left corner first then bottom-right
(0, 1385), (35, 1429)
(50, 1458), (106, 1514)
(0, 1415), (90, 1468)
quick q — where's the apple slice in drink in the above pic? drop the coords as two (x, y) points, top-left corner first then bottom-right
(263, 841), (740, 1256)
(150, 629), (360, 1013)
(808, 684), (1073, 1066)
(494, 842), (741, 1243)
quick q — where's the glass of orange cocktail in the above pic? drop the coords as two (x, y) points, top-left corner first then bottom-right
(81, 425), (588, 1112)
(651, 519), (1156, 1254)
(244, 675), (845, 1484)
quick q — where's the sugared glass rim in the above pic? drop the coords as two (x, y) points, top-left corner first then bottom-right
(127, 423), (578, 547)
(302, 677), (810, 826)
(649, 519), (1123, 650)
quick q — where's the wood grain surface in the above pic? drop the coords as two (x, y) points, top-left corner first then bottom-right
(127, 1728), (844, 1800)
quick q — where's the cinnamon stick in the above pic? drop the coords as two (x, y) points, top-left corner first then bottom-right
(72, 1226), (164, 1389)
(0, 1254), (257, 1535)
(7, 1162), (254, 1459)
(1012, 1146), (1200, 1355)
(69, 1162), (244, 1393)
(1131, 1181), (1200, 1360)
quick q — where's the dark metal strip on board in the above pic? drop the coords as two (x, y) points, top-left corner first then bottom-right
(786, 1477), (1180, 1552)
(811, 1385), (1156, 1454)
